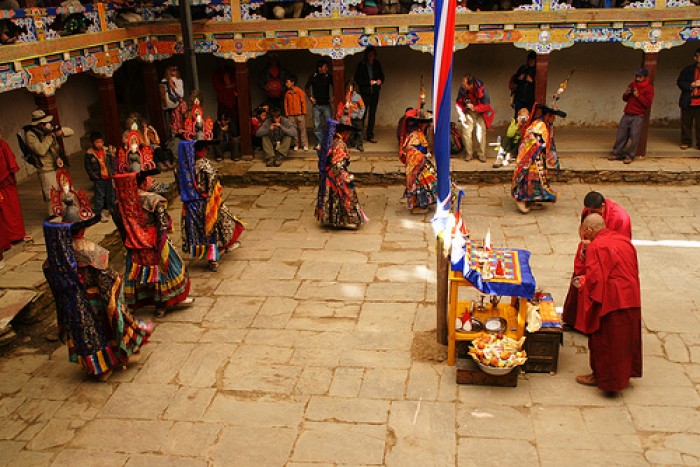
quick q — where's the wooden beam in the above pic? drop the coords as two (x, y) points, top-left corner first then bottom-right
(637, 51), (658, 158)
(235, 60), (253, 159)
(142, 62), (167, 143)
(535, 53), (549, 108)
(96, 75), (121, 148)
(332, 58), (345, 113)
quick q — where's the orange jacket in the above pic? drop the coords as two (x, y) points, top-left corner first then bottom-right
(284, 86), (307, 116)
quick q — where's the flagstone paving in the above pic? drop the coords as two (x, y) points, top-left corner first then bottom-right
(1, 183), (700, 466)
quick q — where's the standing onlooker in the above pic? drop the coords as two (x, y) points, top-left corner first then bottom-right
(335, 80), (366, 152)
(212, 61), (238, 122)
(24, 109), (73, 215)
(213, 114), (239, 161)
(0, 131), (25, 268)
(255, 108), (297, 167)
(84, 132), (116, 221)
(455, 74), (494, 162)
(354, 46), (385, 144)
(305, 59), (333, 151)
(284, 75), (309, 151)
(160, 66), (187, 138)
(609, 68), (654, 164)
(573, 213), (642, 393)
(259, 53), (289, 112)
(510, 51), (536, 116)
(677, 47), (700, 151)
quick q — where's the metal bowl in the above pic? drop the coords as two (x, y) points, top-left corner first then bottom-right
(477, 361), (516, 376)
(484, 317), (507, 334)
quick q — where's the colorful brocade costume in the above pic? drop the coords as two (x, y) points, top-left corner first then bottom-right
(113, 172), (190, 309)
(42, 220), (153, 376)
(511, 119), (559, 204)
(178, 141), (244, 262)
(399, 128), (437, 210)
(316, 120), (367, 229)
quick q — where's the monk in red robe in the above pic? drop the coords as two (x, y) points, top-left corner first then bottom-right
(0, 135), (26, 263)
(574, 214), (642, 392)
(563, 191), (631, 327)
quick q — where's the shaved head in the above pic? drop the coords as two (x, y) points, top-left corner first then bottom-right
(581, 213), (606, 239)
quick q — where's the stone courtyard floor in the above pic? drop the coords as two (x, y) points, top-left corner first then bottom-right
(1, 182), (699, 466)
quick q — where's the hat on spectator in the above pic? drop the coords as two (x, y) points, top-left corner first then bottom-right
(31, 109), (53, 124)
(635, 68), (649, 77)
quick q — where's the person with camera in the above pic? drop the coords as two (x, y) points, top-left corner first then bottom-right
(609, 68), (654, 164)
(455, 74), (495, 162)
(24, 109), (74, 215)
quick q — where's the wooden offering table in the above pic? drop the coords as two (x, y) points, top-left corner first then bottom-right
(447, 270), (528, 366)
(447, 242), (536, 367)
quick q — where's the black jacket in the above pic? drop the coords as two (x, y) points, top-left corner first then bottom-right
(305, 72), (333, 106)
(354, 60), (385, 96)
(677, 64), (700, 109)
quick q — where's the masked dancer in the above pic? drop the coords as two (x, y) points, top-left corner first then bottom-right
(178, 140), (245, 272)
(315, 120), (367, 229)
(511, 104), (566, 214)
(43, 184), (153, 381)
(113, 170), (192, 317)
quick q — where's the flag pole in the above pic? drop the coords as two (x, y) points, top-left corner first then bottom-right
(432, 0), (456, 345)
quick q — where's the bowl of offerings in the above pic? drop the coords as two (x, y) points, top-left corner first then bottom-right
(469, 334), (528, 376)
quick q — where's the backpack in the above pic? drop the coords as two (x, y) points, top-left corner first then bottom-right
(17, 129), (42, 169)
(450, 122), (463, 154)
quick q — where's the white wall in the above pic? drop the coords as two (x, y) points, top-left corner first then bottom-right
(189, 42), (696, 129)
(4, 40), (690, 182)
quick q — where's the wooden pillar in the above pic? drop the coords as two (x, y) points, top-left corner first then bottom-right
(97, 76), (121, 148)
(535, 53), (549, 108)
(436, 237), (448, 345)
(143, 62), (167, 142)
(235, 61), (253, 159)
(637, 52), (658, 158)
(34, 93), (65, 154)
(332, 58), (346, 111)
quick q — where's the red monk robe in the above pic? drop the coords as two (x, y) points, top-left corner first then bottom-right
(578, 228), (642, 392)
(563, 198), (631, 326)
(0, 139), (25, 258)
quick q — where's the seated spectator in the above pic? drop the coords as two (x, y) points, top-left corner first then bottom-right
(55, 0), (90, 36)
(380, 0), (400, 13)
(0, 19), (20, 44)
(467, 0), (498, 10)
(262, 1), (305, 19)
(251, 104), (269, 151)
(0, 0), (19, 9)
(113, 0), (143, 26)
(361, 0), (379, 14)
(255, 107), (296, 167)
